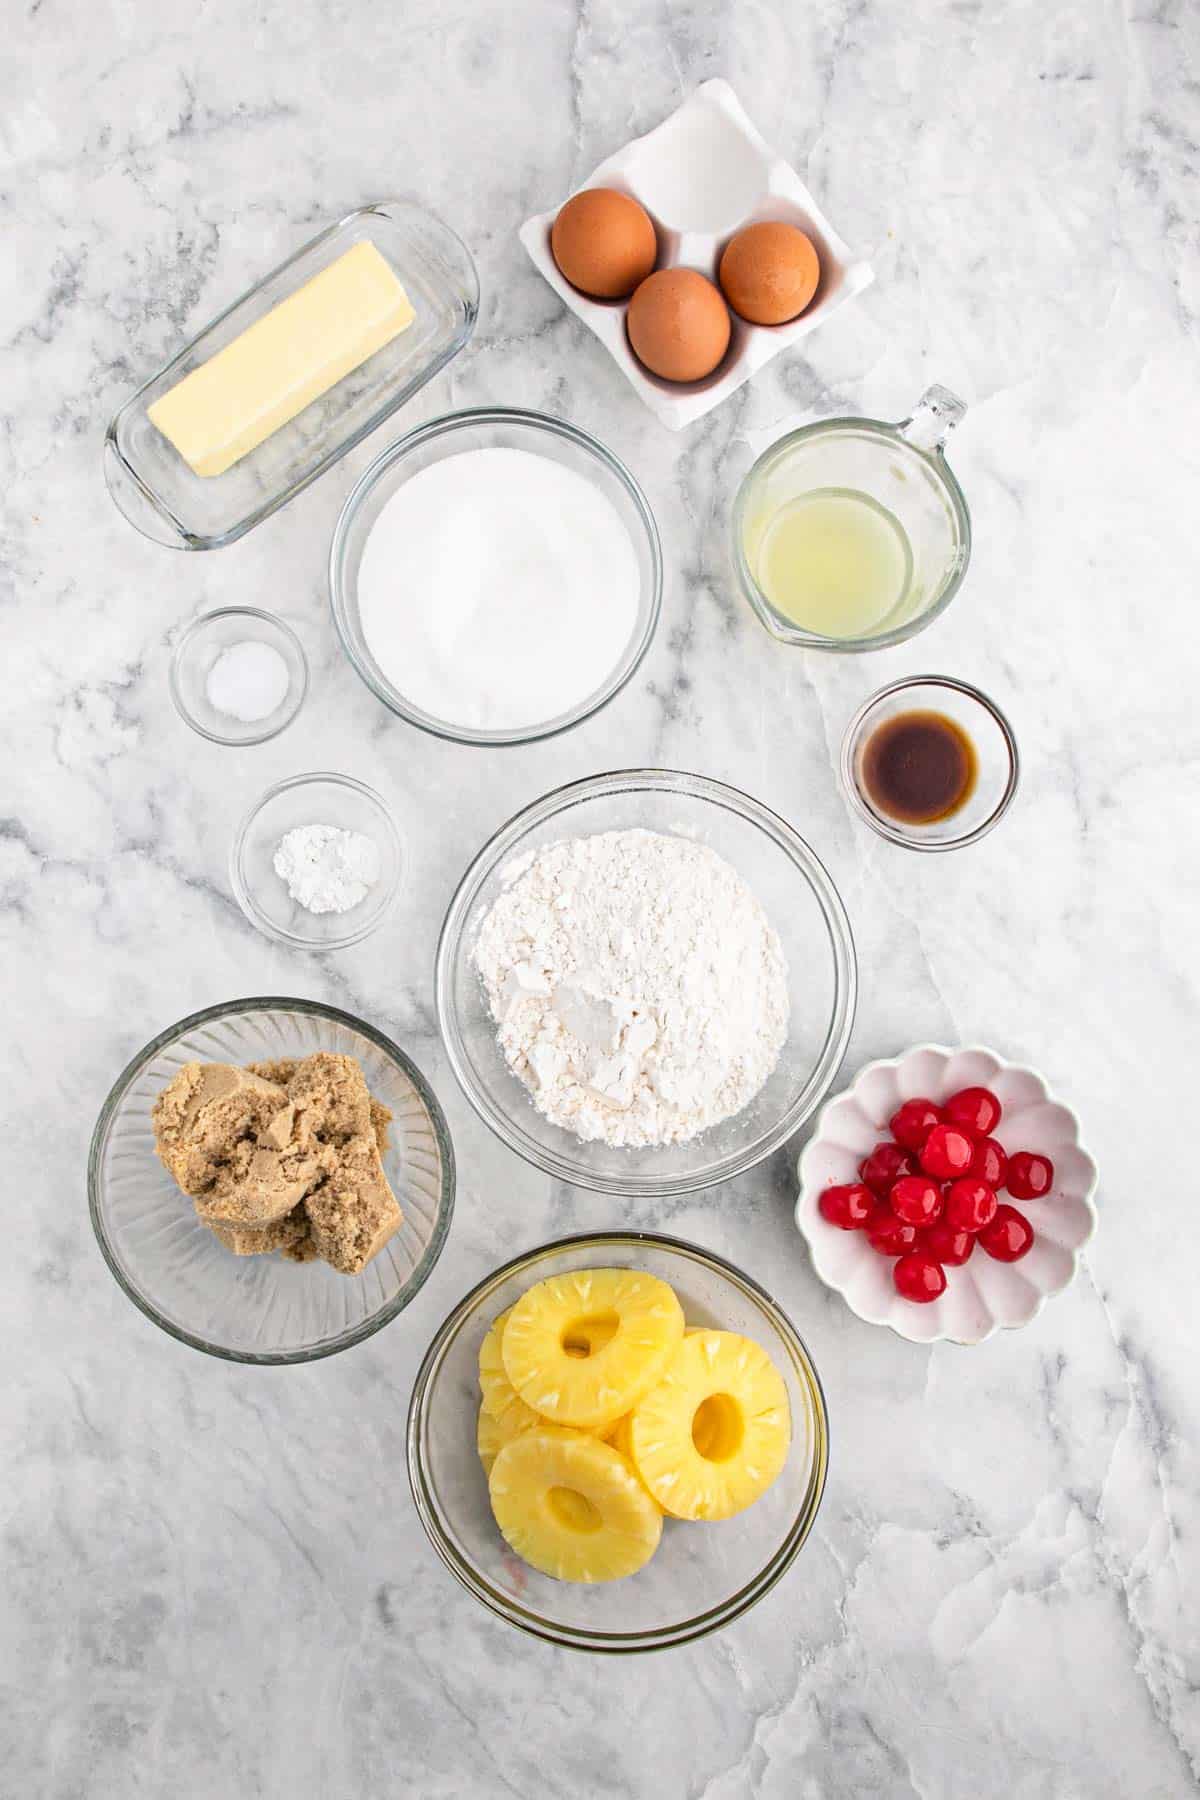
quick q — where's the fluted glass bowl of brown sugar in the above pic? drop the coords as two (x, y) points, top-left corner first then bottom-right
(407, 1231), (830, 1653)
(88, 998), (455, 1363)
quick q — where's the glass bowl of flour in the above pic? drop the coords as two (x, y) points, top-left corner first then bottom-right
(329, 407), (662, 746)
(436, 769), (857, 1197)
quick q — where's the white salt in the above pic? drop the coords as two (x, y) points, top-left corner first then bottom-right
(206, 640), (291, 722)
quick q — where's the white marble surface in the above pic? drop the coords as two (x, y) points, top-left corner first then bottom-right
(4, 0), (1199, 1794)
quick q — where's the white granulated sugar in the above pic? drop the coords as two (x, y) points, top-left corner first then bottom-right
(472, 829), (789, 1148)
(355, 446), (640, 733)
(273, 824), (380, 915)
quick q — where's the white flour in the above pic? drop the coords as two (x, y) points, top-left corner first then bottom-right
(273, 824), (380, 915)
(472, 829), (789, 1147)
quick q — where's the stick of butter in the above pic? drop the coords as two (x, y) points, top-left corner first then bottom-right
(147, 241), (415, 478)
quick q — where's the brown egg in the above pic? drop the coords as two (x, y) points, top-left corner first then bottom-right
(551, 188), (658, 300)
(719, 222), (821, 325)
(626, 269), (731, 383)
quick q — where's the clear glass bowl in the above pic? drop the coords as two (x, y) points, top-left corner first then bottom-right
(435, 769), (857, 1195)
(230, 772), (404, 949)
(105, 200), (478, 551)
(840, 675), (1019, 851)
(169, 607), (308, 746)
(329, 407), (662, 746)
(88, 998), (455, 1364)
(407, 1231), (829, 1652)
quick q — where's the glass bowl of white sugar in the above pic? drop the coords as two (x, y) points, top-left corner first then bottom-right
(231, 772), (404, 950)
(436, 768), (858, 1197)
(169, 606), (308, 746)
(329, 407), (662, 746)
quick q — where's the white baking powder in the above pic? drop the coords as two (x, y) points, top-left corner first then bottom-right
(355, 447), (641, 733)
(273, 825), (380, 915)
(472, 830), (789, 1148)
(206, 640), (290, 722)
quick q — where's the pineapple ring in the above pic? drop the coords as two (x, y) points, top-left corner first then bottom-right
(605, 1413), (663, 1511)
(477, 1401), (542, 1475)
(479, 1406), (588, 1476)
(478, 1308), (617, 1476)
(477, 1405), (506, 1475)
(501, 1269), (685, 1430)
(488, 1429), (662, 1583)
(478, 1308), (544, 1434)
(629, 1329), (791, 1522)
(478, 1306), (511, 1385)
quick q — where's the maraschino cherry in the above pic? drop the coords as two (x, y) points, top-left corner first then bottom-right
(979, 1204), (1035, 1261)
(1006, 1151), (1053, 1200)
(893, 1253), (947, 1303)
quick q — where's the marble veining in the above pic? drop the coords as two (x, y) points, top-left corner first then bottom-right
(2, 0), (1198, 1795)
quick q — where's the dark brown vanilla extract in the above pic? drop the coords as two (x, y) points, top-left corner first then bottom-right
(859, 710), (977, 824)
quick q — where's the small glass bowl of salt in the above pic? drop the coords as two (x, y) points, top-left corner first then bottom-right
(231, 772), (403, 950)
(170, 607), (308, 745)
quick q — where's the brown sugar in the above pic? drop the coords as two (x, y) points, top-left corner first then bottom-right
(304, 1135), (403, 1274)
(152, 1062), (323, 1224)
(153, 1062), (281, 1182)
(152, 1053), (403, 1276)
(209, 1205), (312, 1259)
(247, 1056), (392, 1154)
(287, 1051), (376, 1144)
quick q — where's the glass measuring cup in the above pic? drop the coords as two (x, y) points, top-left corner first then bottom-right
(732, 386), (970, 651)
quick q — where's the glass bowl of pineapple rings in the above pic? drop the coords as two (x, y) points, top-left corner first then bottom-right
(407, 1232), (829, 1651)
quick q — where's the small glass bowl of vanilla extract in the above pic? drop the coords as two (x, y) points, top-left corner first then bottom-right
(840, 675), (1019, 851)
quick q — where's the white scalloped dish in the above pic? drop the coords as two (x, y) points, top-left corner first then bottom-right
(795, 1045), (1098, 1346)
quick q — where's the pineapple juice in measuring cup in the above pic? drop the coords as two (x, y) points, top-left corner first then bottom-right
(732, 385), (971, 651)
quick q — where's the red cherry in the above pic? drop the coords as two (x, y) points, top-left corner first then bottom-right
(942, 1086), (1002, 1138)
(818, 1182), (878, 1230)
(893, 1252), (947, 1303)
(979, 1204), (1035, 1261)
(919, 1123), (974, 1180)
(845, 1185), (880, 1227)
(889, 1175), (944, 1227)
(866, 1214), (921, 1256)
(944, 1177), (998, 1234)
(922, 1220), (975, 1266)
(888, 1098), (943, 1152)
(859, 1141), (916, 1196)
(1006, 1151), (1054, 1200)
(969, 1136), (1008, 1188)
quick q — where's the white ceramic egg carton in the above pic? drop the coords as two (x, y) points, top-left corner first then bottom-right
(519, 80), (874, 431)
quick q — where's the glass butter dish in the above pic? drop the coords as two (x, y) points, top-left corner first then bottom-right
(104, 200), (479, 551)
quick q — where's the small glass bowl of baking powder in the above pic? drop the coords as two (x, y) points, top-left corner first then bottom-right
(231, 772), (404, 950)
(170, 607), (308, 746)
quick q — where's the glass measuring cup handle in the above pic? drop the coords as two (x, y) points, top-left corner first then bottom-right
(897, 385), (967, 456)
